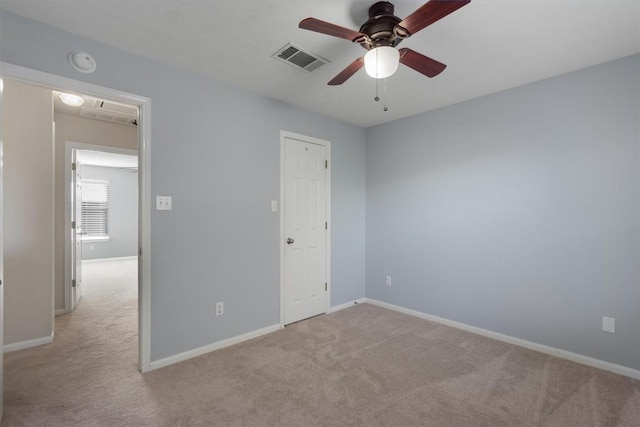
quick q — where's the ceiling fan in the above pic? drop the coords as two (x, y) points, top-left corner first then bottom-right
(299, 0), (471, 85)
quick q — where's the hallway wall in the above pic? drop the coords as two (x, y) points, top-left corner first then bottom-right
(3, 79), (54, 347)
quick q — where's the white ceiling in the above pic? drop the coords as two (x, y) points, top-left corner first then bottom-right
(2, 0), (638, 127)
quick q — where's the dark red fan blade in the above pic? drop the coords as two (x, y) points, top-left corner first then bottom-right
(299, 18), (366, 42)
(398, 48), (446, 78)
(328, 58), (365, 85)
(396, 0), (470, 37)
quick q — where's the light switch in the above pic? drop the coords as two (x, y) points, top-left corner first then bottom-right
(271, 200), (278, 212)
(156, 196), (172, 211)
(602, 316), (615, 333)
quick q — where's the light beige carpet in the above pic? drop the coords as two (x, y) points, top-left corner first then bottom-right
(3, 258), (640, 426)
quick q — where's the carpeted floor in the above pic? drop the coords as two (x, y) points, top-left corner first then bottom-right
(3, 258), (640, 426)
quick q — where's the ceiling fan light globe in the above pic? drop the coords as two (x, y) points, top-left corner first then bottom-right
(364, 46), (399, 79)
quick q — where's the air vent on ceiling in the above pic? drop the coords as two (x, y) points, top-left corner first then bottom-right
(272, 43), (329, 72)
(80, 99), (138, 126)
(92, 99), (138, 116)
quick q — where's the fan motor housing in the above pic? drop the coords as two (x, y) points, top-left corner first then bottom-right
(359, 1), (403, 49)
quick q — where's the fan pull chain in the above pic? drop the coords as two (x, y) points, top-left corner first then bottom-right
(374, 49), (380, 102)
(373, 78), (388, 112)
(383, 78), (388, 112)
(374, 77), (380, 102)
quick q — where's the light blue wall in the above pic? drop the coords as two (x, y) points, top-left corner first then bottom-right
(82, 165), (138, 260)
(0, 11), (366, 361)
(3, 10), (637, 371)
(366, 55), (640, 370)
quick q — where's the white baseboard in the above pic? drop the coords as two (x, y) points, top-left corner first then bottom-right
(149, 323), (281, 371)
(4, 333), (54, 353)
(328, 298), (366, 313)
(82, 256), (137, 263)
(55, 309), (68, 316)
(364, 298), (640, 380)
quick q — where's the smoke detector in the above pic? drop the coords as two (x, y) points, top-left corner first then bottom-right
(68, 51), (96, 73)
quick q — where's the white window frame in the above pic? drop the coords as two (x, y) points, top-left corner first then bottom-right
(81, 179), (111, 242)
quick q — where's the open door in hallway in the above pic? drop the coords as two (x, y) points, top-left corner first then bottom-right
(70, 149), (83, 310)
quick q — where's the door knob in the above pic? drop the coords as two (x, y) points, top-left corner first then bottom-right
(286, 238), (294, 245)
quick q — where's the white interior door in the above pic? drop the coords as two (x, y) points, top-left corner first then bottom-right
(283, 136), (327, 325)
(70, 151), (83, 310)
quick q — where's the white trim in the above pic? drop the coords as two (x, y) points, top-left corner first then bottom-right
(325, 142), (332, 317)
(82, 256), (138, 264)
(364, 298), (640, 380)
(328, 298), (366, 313)
(280, 136), (286, 327)
(81, 236), (111, 243)
(0, 63), (149, 105)
(138, 100), (152, 372)
(1, 62), (152, 373)
(279, 131), (331, 327)
(3, 333), (54, 353)
(0, 82), (4, 421)
(50, 118), (56, 345)
(148, 324), (281, 371)
(64, 143), (138, 155)
(55, 309), (68, 316)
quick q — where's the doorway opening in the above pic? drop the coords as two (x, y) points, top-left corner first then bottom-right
(1, 62), (151, 372)
(64, 145), (139, 313)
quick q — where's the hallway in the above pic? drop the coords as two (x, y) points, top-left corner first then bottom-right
(3, 258), (144, 425)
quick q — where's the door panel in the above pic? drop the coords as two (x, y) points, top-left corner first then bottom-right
(283, 137), (327, 324)
(70, 151), (83, 310)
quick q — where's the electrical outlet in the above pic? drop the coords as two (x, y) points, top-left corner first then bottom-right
(216, 302), (224, 316)
(156, 196), (172, 211)
(385, 276), (391, 286)
(602, 316), (615, 333)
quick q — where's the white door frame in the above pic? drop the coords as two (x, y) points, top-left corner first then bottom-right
(0, 62), (153, 373)
(279, 130), (331, 327)
(0, 72), (5, 421)
(64, 143), (138, 313)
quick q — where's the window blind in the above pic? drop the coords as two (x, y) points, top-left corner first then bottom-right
(82, 180), (109, 237)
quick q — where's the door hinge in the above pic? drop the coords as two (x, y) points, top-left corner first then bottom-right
(139, 247), (142, 256)
(71, 221), (76, 229)
(325, 283), (327, 292)
(325, 160), (328, 169)
(325, 221), (328, 230)
(72, 162), (76, 171)
(72, 279), (76, 288)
